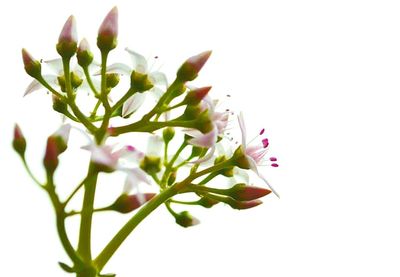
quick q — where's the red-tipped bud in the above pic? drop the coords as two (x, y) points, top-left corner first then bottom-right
(177, 50), (212, 82)
(22, 48), (41, 78)
(50, 124), (71, 154)
(231, 199), (263, 210)
(228, 184), (271, 201)
(56, 16), (78, 58)
(43, 137), (59, 175)
(97, 7), (118, 52)
(110, 193), (156, 213)
(184, 86), (212, 105)
(13, 124), (26, 157)
(77, 38), (94, 67)
(175, 211), (200, 228)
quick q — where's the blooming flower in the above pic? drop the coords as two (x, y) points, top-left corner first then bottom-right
(237, 112), (279, 197)
(102, 48), (168, 117)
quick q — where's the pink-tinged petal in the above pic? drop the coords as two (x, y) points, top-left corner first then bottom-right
(83, 144), (118, 169)
(146, 135), (164, 157)
(148, 71), (168, 87)
(98, 7), (118, 51)
(58, 15), (77, 44)
(122, 93), (146, 117)
(188, 126), (218, 148)
(24, 79), (43, 96)
(114, 145), (144, 163)
(184, 50), (212, 73)
(125, 48), (148, 73)
(123, 168), (152, 193)
(237, 112), (247, 147)
(78, 38), (90, 52)
(53, 124), (71, 143)
(262, 138), (269, 148)
(191, 146), (216, 164)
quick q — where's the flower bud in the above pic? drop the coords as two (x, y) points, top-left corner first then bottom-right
(52, 95), (68, 114)
(175, 211), (200, 228)
(162, 127), (175, 143)
(77, 38), (93, 67)
(184, 86), (212, 105)
(110, 193), (156, 213)
(56, 16), (78, 59)
(177, 51), (212, 82)
(130, 71), (153, 92)
(22, 49), (41, 78)
(228, 184), (271, 201)
(229, 199), (263, 210)
(97, 7), (118, 52)
(50, 124), (71, 154)
(13, 124), (26, 157)
(140, 156), (162, 174)
(70, 71), (83, 89)
(43, 136), (59, 175)
(182, 104), (203, 120)
(106, 73), (120, 88)
(197, 196), (219, 208)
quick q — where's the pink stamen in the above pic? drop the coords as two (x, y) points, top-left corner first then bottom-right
(269, 157), (277, 162)
(262, 138), (269, 148)
(271, 163), (279, 167)
(259, 128), (265, 135)
(126, 145), (135, 152)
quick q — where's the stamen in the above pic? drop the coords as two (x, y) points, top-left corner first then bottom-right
(262, 138), (269, 148)
(259, 128), (265, 135)
(271, 163), (279, 167)
(269, 157), (277, 162)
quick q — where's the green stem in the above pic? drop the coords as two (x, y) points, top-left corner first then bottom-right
(77, 163), (99, 262)
(112, 119), (195, 135)
(37, 76), (64, 99)
(62, 58), (97, 133)
(94, 185), (179, 271)
(198, 171), (219, 185)
(22, 157), (43, 188)
(110, 88), (136, 114)
(160, 141), (187, 186)
(63, 177), (87, 207)
(83, 67), (100, 96)
(90, 100), (102, 119)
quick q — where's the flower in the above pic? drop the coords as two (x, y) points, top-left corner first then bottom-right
(102, 48), (168, 117)
(237, 112), (279, 197)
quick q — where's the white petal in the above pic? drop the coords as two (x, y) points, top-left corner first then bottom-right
(148, 71), (168, 87)
(238, 112), (247, 147)
(44, 58), (64, 74)
(125, 48), (148, 73)
(149, 87), (164, 100)
(146, 135), (164, 157)
(123, 168), (152, 193)
(24, 79), (43, 96)
(122, 93), (146, 117)
(258, 173), (280, 198)
(115, 145), (144, 164)
(94, 63), (132, 75)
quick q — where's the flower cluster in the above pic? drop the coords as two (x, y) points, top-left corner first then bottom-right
(15, 6), (279, 277)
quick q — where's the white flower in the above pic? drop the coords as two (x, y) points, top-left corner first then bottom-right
(102, 48), (168, 117)
(238, 112), (279, 197)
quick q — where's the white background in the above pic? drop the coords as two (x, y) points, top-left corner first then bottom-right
(1, 0), (400, 276)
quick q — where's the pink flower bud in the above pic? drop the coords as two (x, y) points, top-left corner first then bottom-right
(177, 50), (212, 81)
(111, 193), (156, 213)
(12, 124), (26, 157)
(229, 184), (271, 201)
(77, 38), (94, 67)
(233, 199), (263, 210)
(21, 48), (41, 78)
(97, 7), (118, 52)
(184, 86), (212, 105)
(56, 16), (78, 58)
(43, 137), (59, 175)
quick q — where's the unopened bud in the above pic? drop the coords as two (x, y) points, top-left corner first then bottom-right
(140, 156), (162, 174)
(70, 71), (83, 89)
(130, 71), (153, 92)
(52, 95), (68, 114)
(228, 184), (271, 201)
(22, 49), (41, 78)
(50, 124), (71, 154)
(77, 38), (93, 67)
(230, 199), (263, 210)
(184, 86), (212, 105)
(97, 7), (118, 52)
(177, 51), (212, 82)
(13, 124), (26, 157)
(106, 73), (120, 88)
(110, 193), (156, 213)
(43, 137), (59, 175)
(175, 211), (200, 228)
(197, 196), (219, 208)
(162, 127), (175, 143)
(56, 16), (78, 58)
